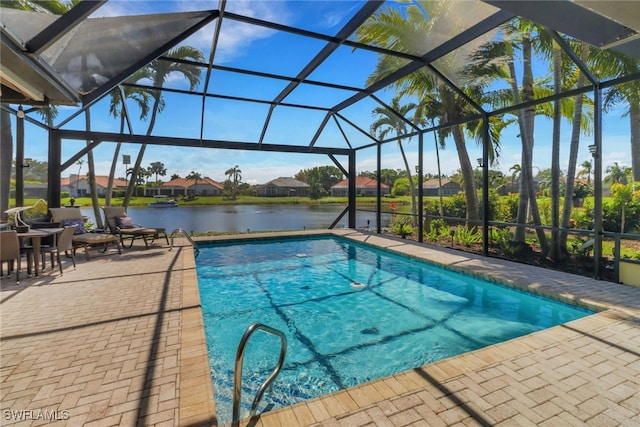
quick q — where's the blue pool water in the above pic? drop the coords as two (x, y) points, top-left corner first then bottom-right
(196, 236), (593, 424)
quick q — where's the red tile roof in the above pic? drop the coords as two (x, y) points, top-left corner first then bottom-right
(162, 177), (224, 189)
(63, 175), (127, 188)
(332, 176), (389, 188)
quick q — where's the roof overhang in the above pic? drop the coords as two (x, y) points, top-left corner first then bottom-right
(1, 29), (80, 105)
(483, 0), (640, 58)
(0, 5), (218, 107)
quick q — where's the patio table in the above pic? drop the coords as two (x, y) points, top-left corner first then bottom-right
(17, 228), (63, 276)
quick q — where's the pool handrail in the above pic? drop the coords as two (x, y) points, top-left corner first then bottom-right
(232, 323), (287, 426)
(169, 228), (199, 257)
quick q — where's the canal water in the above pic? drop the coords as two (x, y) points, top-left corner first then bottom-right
(80, 204), (392, 233)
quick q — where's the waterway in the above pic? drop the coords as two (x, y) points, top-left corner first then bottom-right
(80, 204), (392, 233)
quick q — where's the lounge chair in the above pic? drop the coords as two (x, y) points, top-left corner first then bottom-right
(102, 206), (169, 249)
(48, 208), (121, 260)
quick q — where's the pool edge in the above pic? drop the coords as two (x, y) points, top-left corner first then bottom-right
(184, 229), (640, 426)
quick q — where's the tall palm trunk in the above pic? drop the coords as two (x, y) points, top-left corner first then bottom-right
(0, 109), (13, 221)
(509, 36), (550, 254)
(631, 106), (640, 183)
(550, 38), (562, 261)
(85, 110), (103, 229)
(451, 125), (479, 224)
(106, 115), (125, 206)
(397, 139), (417, 220)
(522, 37), (550, 255)
(561, 44), (589, 251)
(432, 126), (444, 216)
(507, 51), (530, 241)
(124, 90), (161, 208)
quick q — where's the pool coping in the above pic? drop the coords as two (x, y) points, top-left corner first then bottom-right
(179, 229), (640, 426)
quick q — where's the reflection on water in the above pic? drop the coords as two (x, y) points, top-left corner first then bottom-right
(81, 204), (392, 233)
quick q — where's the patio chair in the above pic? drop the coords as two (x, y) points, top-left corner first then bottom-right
(40, 225), (77, 274)
(48, 208), (121, 260)
(0, 230), (31, 282)
(101, 206), (169, 249)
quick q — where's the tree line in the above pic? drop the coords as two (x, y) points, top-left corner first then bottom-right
(358, 0), (639, 262)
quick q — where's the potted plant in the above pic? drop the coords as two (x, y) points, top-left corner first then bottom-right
(572, 182), (591, 207)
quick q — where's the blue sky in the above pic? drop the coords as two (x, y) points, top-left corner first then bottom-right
(16, 0), (635, 185)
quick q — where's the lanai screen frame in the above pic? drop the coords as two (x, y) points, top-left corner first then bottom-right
(40, 1), (517, 223)
(3, 1), (639, 279)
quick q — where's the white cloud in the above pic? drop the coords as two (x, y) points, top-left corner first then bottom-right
(174, 0), (293, 63)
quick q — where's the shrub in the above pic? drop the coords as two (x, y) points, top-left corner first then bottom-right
(571, 207), (593, 230)
(494, 193), (519, 223)
(603, 200), (640, 232)
(425, 193), (467, 218)
(425, 218), (448, 241)
(453, 226), (481, 247)
(537, 199), (551, 226)
(391, 215), (414, 237)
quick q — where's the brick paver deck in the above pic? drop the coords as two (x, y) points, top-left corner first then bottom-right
(1, 230), (638, 426)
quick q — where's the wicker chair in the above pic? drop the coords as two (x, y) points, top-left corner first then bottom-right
(40, 226), (77, 274)
(0, 231), (30, 282)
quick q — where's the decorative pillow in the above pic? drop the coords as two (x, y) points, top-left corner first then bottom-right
(116, 215), (135, 229)
(61, 218), (87, 235)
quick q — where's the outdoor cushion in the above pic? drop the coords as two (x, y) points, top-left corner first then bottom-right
(61, 218), (87, 234)
(116, 215), (135, 229)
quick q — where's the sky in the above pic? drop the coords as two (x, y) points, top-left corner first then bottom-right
(13, 0), (636, 185)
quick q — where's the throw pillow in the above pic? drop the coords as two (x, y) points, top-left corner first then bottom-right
(116, 215), (135, 229)
(61, 218), (87, 235)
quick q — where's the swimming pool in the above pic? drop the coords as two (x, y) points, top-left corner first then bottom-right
(196, 235), (593, 424)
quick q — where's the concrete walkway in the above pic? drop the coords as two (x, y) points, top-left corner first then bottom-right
(1, 230), (638, 426)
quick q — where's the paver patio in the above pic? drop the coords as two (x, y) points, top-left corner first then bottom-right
(1, 230), (639, 426)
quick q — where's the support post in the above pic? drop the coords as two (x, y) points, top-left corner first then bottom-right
(348, 150), (356, 229)
(592, 85), (603, 279)
(417, 132), (424, 242)
(376, 140), (381, 233)
(47, 131), (62, 208)
(482, 113), (490, 256)
(16, 107), (25, 207)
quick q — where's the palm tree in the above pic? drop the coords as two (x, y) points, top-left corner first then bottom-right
(85, 109), (104, 228)
(548, 34), (562, 260)
(605, 162), (628, 187)
(123, 46), (204, 208)
(466, 20), (569, 255)
(106, 76), (152, 205)
(148, 161), (167, 183)
(358, 2), (494, 225)
(577, 160), (593, 187)
(186, 171), (202, 197)
(559, 43), (592, 254)
(591, 50), (640, 182)
(74, 159), (84, 197)
(370, 96), (418, 219)
(224, 165), (242, 199)
(509, 164), (521, 184)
